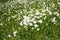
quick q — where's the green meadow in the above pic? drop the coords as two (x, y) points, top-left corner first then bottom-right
(0, 0), (60, 40)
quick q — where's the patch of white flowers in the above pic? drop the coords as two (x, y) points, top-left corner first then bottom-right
(23, 16), (31, 26)
(18, 7), (59, 31)
(54, 12), (60, 17)
(2, 0), (59, 32)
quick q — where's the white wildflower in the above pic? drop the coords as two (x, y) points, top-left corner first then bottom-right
(48, 10), (52, 15)
(56, 13), (59, 16)
(34, 24), (38, 28)
(51, 17), (56, 22)
(37, 28), (40, 31)
(11, 15), (16, 18)
(13, 31), (17, 37)
(35, 10), (40, 15)
(32, 27), (34, 30)
(38, 20), (43, 23)
(19, 21), (23, 26)
(29, 23), (33, 26)
(8, 34), (11, 37)
(33, 20), (37, 24)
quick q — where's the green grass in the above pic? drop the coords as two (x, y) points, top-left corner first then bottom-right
(0, 0), (60, 40)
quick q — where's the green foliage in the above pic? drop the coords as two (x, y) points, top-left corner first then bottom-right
(0, 0), (10, 3)
(0, 0), (60, 40)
